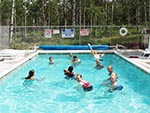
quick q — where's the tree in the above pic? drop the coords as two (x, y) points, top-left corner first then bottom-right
(1, 0), (150, 26)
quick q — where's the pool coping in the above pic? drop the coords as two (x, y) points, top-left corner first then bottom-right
(114, 50), (150, 74)
(0, 49), (150, 79)
(0, 52), (38, 79)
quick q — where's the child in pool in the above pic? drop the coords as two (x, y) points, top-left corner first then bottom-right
(23, 70), (45, 81)
(64, 66), (75, 79)
(95, 59), (104, 69)
(76, 74), (93, 91)
(103, 73), (123, 91)
(88, 43), (104, 60)
(68, 55), (81, 65)
(49, 56), (55, 64)
(107, 65), (118, 79)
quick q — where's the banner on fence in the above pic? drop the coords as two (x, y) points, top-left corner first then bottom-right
(44, 29), (52, 38)
(62, 29), (74, 38)
(53, 29), (60, 34)
(80, 29), (89, 36)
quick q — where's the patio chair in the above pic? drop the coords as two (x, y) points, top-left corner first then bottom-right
(142, 51), (150, 57)
(141, 50), (150, 59)
(0, 58), (4, 61)
(0, 49), (17, 60)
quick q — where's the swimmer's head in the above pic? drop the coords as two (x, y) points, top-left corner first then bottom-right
(68, 66), (73, 73)
(110, 73), (117, 82)
(64, 69), (68, 73)
(107, 65), (113, 72)
(73, 55), (77, 59)
(26, 69), (35, 79)
(111, 72), (117, 77)
(95, 59), (100, 64)
(29, 70), (34, 77)
(76, 74), (82, 82)
(49, 56), (53, 61)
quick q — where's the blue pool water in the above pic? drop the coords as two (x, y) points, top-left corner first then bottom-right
(0, 53), (150, 113)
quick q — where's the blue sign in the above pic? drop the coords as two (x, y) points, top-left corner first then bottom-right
(62, 29), (74, 38)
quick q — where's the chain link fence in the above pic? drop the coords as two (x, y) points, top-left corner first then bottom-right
(0, 26), (10, 49)
(0, 26), (148, 49)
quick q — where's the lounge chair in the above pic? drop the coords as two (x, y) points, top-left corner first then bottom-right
(138, 49), (150, 59)
(0, 50), (17, 60)
(0, 58), (4, 61)
(142, 50), (150, 57)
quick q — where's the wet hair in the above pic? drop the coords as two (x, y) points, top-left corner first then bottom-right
(76, 74), (82, 79)
(25, 70), (35, 79)
(107, 65), (113, 70)
(49, 57), (53, 60)
(68, 66), (73, 73)
(73, 55), (77, 59)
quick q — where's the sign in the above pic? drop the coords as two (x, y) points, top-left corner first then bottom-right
(62, 29), (74, 38)
(80, 29), (89, 36)
(44, 29), (52, 38)
(53, 29), (60, 34)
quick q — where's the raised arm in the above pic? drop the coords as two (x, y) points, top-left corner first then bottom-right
(88, 43), (95, 56)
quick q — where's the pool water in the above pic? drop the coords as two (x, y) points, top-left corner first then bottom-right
(0, 53), (150, 113)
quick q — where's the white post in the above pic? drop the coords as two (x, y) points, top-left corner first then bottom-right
(9, 0), (15, 47)
(23, 0), (27, 38)
(25, 6), (27, 38)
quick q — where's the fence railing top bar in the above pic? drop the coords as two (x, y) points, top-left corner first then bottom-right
(0, 25), (145, 28)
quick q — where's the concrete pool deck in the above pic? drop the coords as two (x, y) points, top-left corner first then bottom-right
(0, 49), (150, 79)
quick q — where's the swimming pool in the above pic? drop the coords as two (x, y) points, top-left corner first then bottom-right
(0, 53), (150, 113)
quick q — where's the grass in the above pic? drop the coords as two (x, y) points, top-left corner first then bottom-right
(11, 27), (143, 49)
(11, 33), (141, 49)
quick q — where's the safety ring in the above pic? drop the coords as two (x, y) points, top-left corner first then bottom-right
(119, 27), (128, 36)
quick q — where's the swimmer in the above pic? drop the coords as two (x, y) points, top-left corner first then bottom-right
(107, 65), (113, 75)
(69, 53), (73, 58)
(49, 56), (55, 64)
(107, 65), (118, 79)
(68, 55), (81, 64)
(95, 59), (104, 69)
(72, 55), (81, 63)
(103, 73), (122, 92)
(64, 66), (75, 79)
(109, 73), (118, 88)
(23, 70), (45, 81)
(76, 74), (93, 91)
(88, 43), (104, 60)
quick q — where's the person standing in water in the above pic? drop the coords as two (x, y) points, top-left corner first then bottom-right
(76, 74), (93, 91)
(88, 43), (104, 60)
